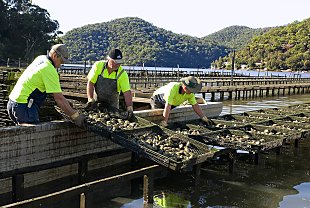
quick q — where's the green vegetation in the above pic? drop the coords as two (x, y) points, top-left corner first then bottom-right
(202, 26), (271, 50)
(1, 1), (309, 71)
(213, 18), (310, 71)
(0, 0), (61, 64)
(63, 17), (228, 68)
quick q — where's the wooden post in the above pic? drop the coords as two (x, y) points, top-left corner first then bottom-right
(228, 150), (237, 174)
(211, 92), (215, 102)
(295, 139), (299, 148)
(12, 174), (24, 202)
(143, 174), (154, 206)
(78, 159), (88, 184)
(194, 164), (201, 187)
(80, 193), (86, 208)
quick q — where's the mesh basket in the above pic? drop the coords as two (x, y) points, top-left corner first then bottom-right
(236, 124), (301, 142)
(255, 119), (310, 138)
(111, 125), (215, 171)
(195, 128), (284, 151)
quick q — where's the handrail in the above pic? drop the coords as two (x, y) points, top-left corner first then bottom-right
(2, 165), (163, 208)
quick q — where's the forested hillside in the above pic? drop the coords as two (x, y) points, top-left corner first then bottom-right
(63, 17), (228, 68)
(2, 1), (308, 71)
(213, 18), (310, 71)
(0, 0), (60, 63)
(202, 26), (271, 50)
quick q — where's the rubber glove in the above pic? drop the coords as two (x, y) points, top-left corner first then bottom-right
(71, 111), (86, 128)
(85, 98), (96, 111)
(160, 120), (168, 127)
(201, 116), (214, 126)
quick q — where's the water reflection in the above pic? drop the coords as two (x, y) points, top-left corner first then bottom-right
(153, 193), (191, 208)
(221, 94), (310, 115)
(279, 182), (310, 208)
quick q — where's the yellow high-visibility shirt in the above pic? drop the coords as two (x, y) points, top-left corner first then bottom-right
(87, 60), (130, 93)
(9, 55), (62, 103)
(153, 82), (197, 106)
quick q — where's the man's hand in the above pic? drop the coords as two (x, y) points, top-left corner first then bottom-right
(127, 106), (134, 119)
(122, 106), (134, 121)
(201, 116), (214, 126)
(160, 120), (168, 128)
(67, 100), (74, 108)
(71, 112), (85, 128)
(85, 98), (96, 111)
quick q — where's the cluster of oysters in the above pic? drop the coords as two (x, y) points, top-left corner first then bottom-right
(246, 127), (286, 136)
(269, 123), (303, 131)
(214, 133), (265, 147)
(129, 131), (196, 161)
(174, 128), (201, 136)
(84, 110), (139, 131)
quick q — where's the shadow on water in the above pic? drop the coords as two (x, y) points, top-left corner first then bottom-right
(106, 94), (310, 208)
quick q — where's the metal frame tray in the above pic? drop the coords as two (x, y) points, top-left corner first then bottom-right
(111, 125), (215, 171)
(193, 128), (284, 152)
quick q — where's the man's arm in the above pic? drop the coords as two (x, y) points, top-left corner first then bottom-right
(192, 103), (204, 118)
(123, 90), (133, 108)
(87, 81), (95, 102)
(53, 92), (85, 127)
(163, 103), (172, 122)
(53, 92), (76, 116)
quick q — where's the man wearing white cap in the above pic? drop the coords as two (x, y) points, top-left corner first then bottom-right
(151, 76), (213, 127)
(86, 48), (134, 119)
(7, 44), (85, 127)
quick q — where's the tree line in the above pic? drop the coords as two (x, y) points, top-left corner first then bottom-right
(0, 0), (60, 65)
(213, 18), (310, 71)
(1, 0), (309, 71)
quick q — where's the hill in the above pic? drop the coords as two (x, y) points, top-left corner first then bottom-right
(202, 26), (271, 50)
(213, 18), (310, 71)
(63, 17), (228, 68)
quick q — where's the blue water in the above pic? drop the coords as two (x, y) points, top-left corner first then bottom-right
(279, 183), (310, 208)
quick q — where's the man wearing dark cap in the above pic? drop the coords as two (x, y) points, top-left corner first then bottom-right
(151, 76), (213, 127)
(7, 44), (85, 127)
(86, 48), (133, 118)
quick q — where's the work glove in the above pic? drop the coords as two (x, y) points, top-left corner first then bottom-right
(201, 116), (214, 126)
(160, 120), (168, 128)
(67, 100), (74, 108)
(71, 111), (86, 128)
(85, 98), (96, 111)
(126, 106), (134, 120)
(121, 106), (135, 121)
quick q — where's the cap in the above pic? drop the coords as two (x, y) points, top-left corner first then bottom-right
(180, 76), (202, 93)
(51, 44), (69, 63)
(107, 48), (123, 64)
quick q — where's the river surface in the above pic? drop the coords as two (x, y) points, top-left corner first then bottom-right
(105, 93), (310, 208)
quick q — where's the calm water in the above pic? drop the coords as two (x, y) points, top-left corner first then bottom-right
(105, 93), (310, 208)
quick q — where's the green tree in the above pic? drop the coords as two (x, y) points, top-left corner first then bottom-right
(0, 0), (60, 62)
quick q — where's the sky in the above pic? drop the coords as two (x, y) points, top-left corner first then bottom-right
(32, 0), (310, 38)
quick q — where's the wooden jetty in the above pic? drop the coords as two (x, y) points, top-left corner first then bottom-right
(57, 73), (310, 103)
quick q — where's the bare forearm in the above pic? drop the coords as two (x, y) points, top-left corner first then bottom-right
(87, 81), (95, 101)
(192, 104), (204, 118)
(123, 90), (133, 107)
(53, 93), (76, 116)
(163, 103), (171, 122)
